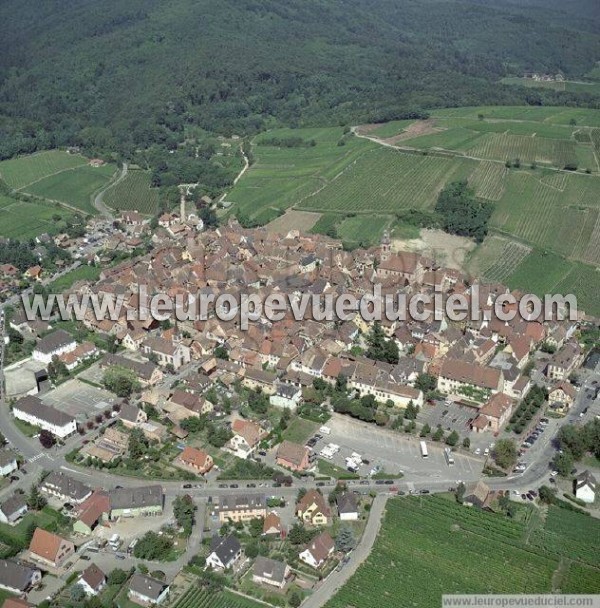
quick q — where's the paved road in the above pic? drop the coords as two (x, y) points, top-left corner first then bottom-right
(302, 494), (388, 608)
(93, 162), (127, 219)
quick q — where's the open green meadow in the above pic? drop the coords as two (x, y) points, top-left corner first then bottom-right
(0, 150), (88, 189)
(0, 194), (77, 239)
(47, 265), (102, 293)
(103, 169), (160, 215)
(325, 497), (600, 608)
(24, 163), (116, 214)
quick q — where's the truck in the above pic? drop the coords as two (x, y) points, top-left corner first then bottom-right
(319, 425), (331, 435)
(420, 441), (429, 458)
(444, 447), (455, 465)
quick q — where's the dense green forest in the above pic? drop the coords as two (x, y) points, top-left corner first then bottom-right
(1, 0), (600, 173)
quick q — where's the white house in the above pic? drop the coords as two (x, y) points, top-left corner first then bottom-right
(0, 494), (28, 525)
(0, 451), (18, 477)
(269, 383), (302, 411)
(128, 574), (169, 606)
(252, 556), (291, 589)
(12, 396), (77, 439)
(32, 329), (77, 364)
(78, 564), (106, 596)
(206, 535), (242, 570)
(299, 531), (335, 569)
(575, 471), (596, 504)
(337, 492), (359, 521)
(0, 560), (42, 595)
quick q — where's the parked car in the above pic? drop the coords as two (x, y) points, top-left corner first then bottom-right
(182, 484), (192, 489)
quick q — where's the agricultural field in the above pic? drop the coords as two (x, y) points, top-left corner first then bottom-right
(336, 215), (391, 248)
(502, 77), (600, 96)
(23, 163), (116, 214)
(468, 161), (508, 200)
(325, 497), (599, 608)
(0, 150), (88, 189)
(103, 169), (160, 214)
(468, 236), (531, 283)
(173, 586), (265, 608)
(298, 148), (475, 214)
(0, 194), (77, 239)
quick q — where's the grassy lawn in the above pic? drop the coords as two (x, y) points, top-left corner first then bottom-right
(0, 508), (63, 548)
(47, 265), (102, 293)
(282, 417), (318, 444)
(12, 417), (39, 437)
(0, 590), (16, 605)
(318, 459), (359, 480)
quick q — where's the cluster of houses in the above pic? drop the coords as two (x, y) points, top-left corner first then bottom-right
(0, 467), (166, 607)
(31, 219), (584, 447)
(202, 485), (359, 589)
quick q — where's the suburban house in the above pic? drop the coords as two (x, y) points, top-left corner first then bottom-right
(0, 494), (28, 525)
(269, 383), (302, 411)
(118, 403), (148, 429)
(28, 528), (75, 568)
(107, 485), (164, 520)
(206, 535), (242, 570)
(299, 531), (335, 569)
(78, 563), (106, 596)
(0, 452), (18, 477)
(32, 330), (77, 364)
(128, 574), (170, 606)
(546, 342), (584, 381)
(141, 337), (191, 370)
(215, 494), (267, 524)
(548, 382), (577, 413)
(574, 471), (596, 504)
(252, 556), (291, 589)
(227, 419), (265, 459)
(176, 446), (213, 475)
(276, 441), (310, 472)
(0, 560), (41, 595)
(337, 492), (359, 521)
(437, 359), (503, 397)
(12, 396), (77, 439)
(41, 472), (92, 505)
(296, 489), (330, 526)
(262, 511), (284, 537)
(471, 393), (514, 434)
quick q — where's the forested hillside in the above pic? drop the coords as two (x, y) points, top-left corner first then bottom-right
(1, 0), (599, 164)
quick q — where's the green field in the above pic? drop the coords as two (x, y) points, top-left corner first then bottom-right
(225, 108), (600, 315)
(502, 77), (600, 96)
(325, 497), (600, 608)
(367, 119), (416, 138)
(0, 194), (77, 239)
(24, 163), (116, 213)
(0, 150), (88, 189)
(336, 215), (391, 247)
(173, 586), (265, 608)
(47, 265), (102, 293)
(103, 169), (160, 214)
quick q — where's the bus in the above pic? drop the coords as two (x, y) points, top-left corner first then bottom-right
(420, 441), (428, 458)
(444, 447), (455, 465)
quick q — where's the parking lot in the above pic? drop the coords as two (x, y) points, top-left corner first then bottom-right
(312, 414), (483, 483)
(417, 400), (475, 435)
(41, 379), (117, 422)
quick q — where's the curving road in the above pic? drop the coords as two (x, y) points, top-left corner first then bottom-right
(93, 162), (128, 219)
